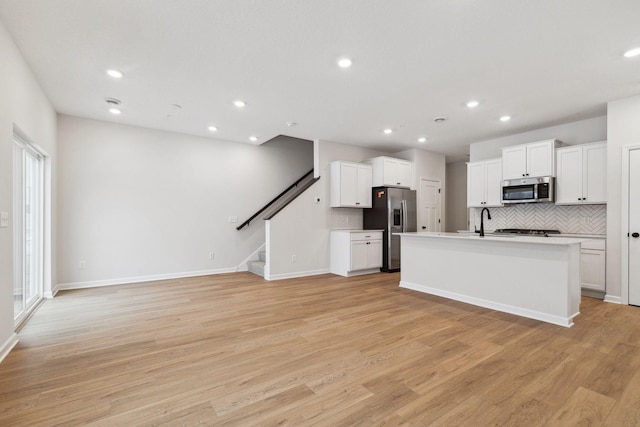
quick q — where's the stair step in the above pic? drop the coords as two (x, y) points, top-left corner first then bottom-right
(258, 251), (266, 262)
(247, 260), (265, 277)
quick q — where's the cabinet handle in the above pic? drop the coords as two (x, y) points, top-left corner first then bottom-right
(397, 182), (401, 185)
(578, 198), (582, 201)
(633, 232), (639, 238)
(366, 241), (371, 245)
(355, 202), (360, 205)
(522, 174), (525, 177)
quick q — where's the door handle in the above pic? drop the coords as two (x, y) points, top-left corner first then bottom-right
(633, 232), (640, 238)
(422, 226), (427, 230)
(401, 200), (408, 232)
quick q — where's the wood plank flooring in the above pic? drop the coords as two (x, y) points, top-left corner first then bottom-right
(1, 272), (640, 426)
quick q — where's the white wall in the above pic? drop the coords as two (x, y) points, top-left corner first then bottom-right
(394, 148), (447, 232)
(469, 116), (607, 162)
(606, 95), (640, 302)
(57, 115), (312, 288)
(445, 161), (468, 232)
(266, 140), (383, 279)
(0, 21), (57, 359)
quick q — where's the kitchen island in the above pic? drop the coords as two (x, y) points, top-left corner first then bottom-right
(397, 232), (590, 327)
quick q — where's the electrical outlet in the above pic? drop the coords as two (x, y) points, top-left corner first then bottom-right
(209, 251), (215, 260)
(291, 254), (297, 263)
(79, 261), (86, 269)
(0, 211), (8, 228)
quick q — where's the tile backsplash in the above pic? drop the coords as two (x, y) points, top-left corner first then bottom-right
(330, 208), (363, 229)
(471, 203), (606, 234)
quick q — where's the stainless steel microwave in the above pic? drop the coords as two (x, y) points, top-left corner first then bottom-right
(501, 176), (555, 204)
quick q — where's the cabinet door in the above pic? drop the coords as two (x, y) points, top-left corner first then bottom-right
(366, 240), (383, 268)
(356, 164), (372, 207)
(556, 147), (582, 204)
(583, 144), (607, 204)
(383, 158), (401, 186)
(526, 141), (554, 178)
(502, 146), (527, 179)
(396, 162), (412, 187)
(339, 162), (358, 206)
(467, 162), (485, 207)
(484, 159), (503, 206)
(581, 249), (605, 292)
(350, 241), (368, 271)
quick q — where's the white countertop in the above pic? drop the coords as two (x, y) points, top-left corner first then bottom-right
(331, 229), (384, 233)
(397, 231), (590, 245)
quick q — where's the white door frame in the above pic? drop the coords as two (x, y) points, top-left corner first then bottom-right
(419, 176), (442, 232)
(621, 143), (640, 305)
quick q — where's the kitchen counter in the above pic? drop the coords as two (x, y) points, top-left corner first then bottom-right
(396, 232), (583, 327)
(405, 231), (590, 245)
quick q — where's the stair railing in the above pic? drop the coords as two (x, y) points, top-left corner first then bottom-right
(236, 169), (316, 230)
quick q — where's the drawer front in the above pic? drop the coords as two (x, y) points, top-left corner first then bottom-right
(582, 239), (605, 251)
(351, 231), (383, 241)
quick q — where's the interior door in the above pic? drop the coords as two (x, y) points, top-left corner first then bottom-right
(629, 149), (640, 305)
(420, 179), (440, 232)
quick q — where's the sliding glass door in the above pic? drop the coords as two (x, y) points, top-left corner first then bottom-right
(13, 137), (43, 324)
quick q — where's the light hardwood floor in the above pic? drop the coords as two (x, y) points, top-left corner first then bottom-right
(1, 272), (640, 426)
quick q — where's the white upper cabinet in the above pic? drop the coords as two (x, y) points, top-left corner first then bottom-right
(366, 156), (413, 188)
(330, 161), (372, 208)
(467, 158), (503, 207)
(502, 139), (560, 180)
(556, 142), (607, 205)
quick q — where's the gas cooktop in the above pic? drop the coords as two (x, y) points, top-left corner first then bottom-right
(494, 228), (561, 235)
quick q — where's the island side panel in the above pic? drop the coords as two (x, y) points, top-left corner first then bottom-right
(398, 235), (581, 327)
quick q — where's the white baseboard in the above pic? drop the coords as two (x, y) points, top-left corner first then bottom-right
(400, 280), (577, 328)
(56, 267), (238, 291)
(265, 268), (330, 281)
(604, 295), (622, 304)
(44, 287), (59, 298)
(0, 333), (18, 364)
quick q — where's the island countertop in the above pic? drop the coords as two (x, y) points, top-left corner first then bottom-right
(395, 231), (590, 246)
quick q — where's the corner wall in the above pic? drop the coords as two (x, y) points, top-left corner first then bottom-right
(445, 161), (468, 232)
(0, 21), (57, 359)
(56, 115), (312, 288)
(394, 148), (447, 231)
(265, 140), (383, 279)
(606, 94), (640, 302)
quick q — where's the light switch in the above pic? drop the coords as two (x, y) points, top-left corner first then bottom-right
(0, 212), (8, 228)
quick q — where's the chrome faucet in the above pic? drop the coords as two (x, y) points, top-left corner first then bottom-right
(480, 207), (491, 237)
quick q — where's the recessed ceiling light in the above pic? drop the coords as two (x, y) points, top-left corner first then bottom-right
(500, 115), (511, 122)
(418, 137), (427, 143)
(108, 108), (121, 115)
(624, 47), (640, 58)
(249, 136), (258, 142)
(233, 100), (247, 108)
(208, 126), (218, 132)
(383, 128), (393, 134)
(106, 69), (123, 79)
(466, 100), (479, 108)
(337, 58), (352, 68)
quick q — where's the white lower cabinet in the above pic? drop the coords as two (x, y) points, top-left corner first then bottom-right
(581, 239), (606, 294)
(330, 230), (383, 277)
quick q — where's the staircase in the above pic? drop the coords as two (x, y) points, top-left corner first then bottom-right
(247, 250), (266, 277)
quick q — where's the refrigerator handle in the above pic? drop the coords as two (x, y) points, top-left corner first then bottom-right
(401, 200), (407, 232)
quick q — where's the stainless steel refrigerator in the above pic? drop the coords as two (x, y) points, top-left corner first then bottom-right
(363, 186), (417, 272)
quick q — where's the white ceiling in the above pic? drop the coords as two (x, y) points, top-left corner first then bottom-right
(1, 1), (639, 162)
